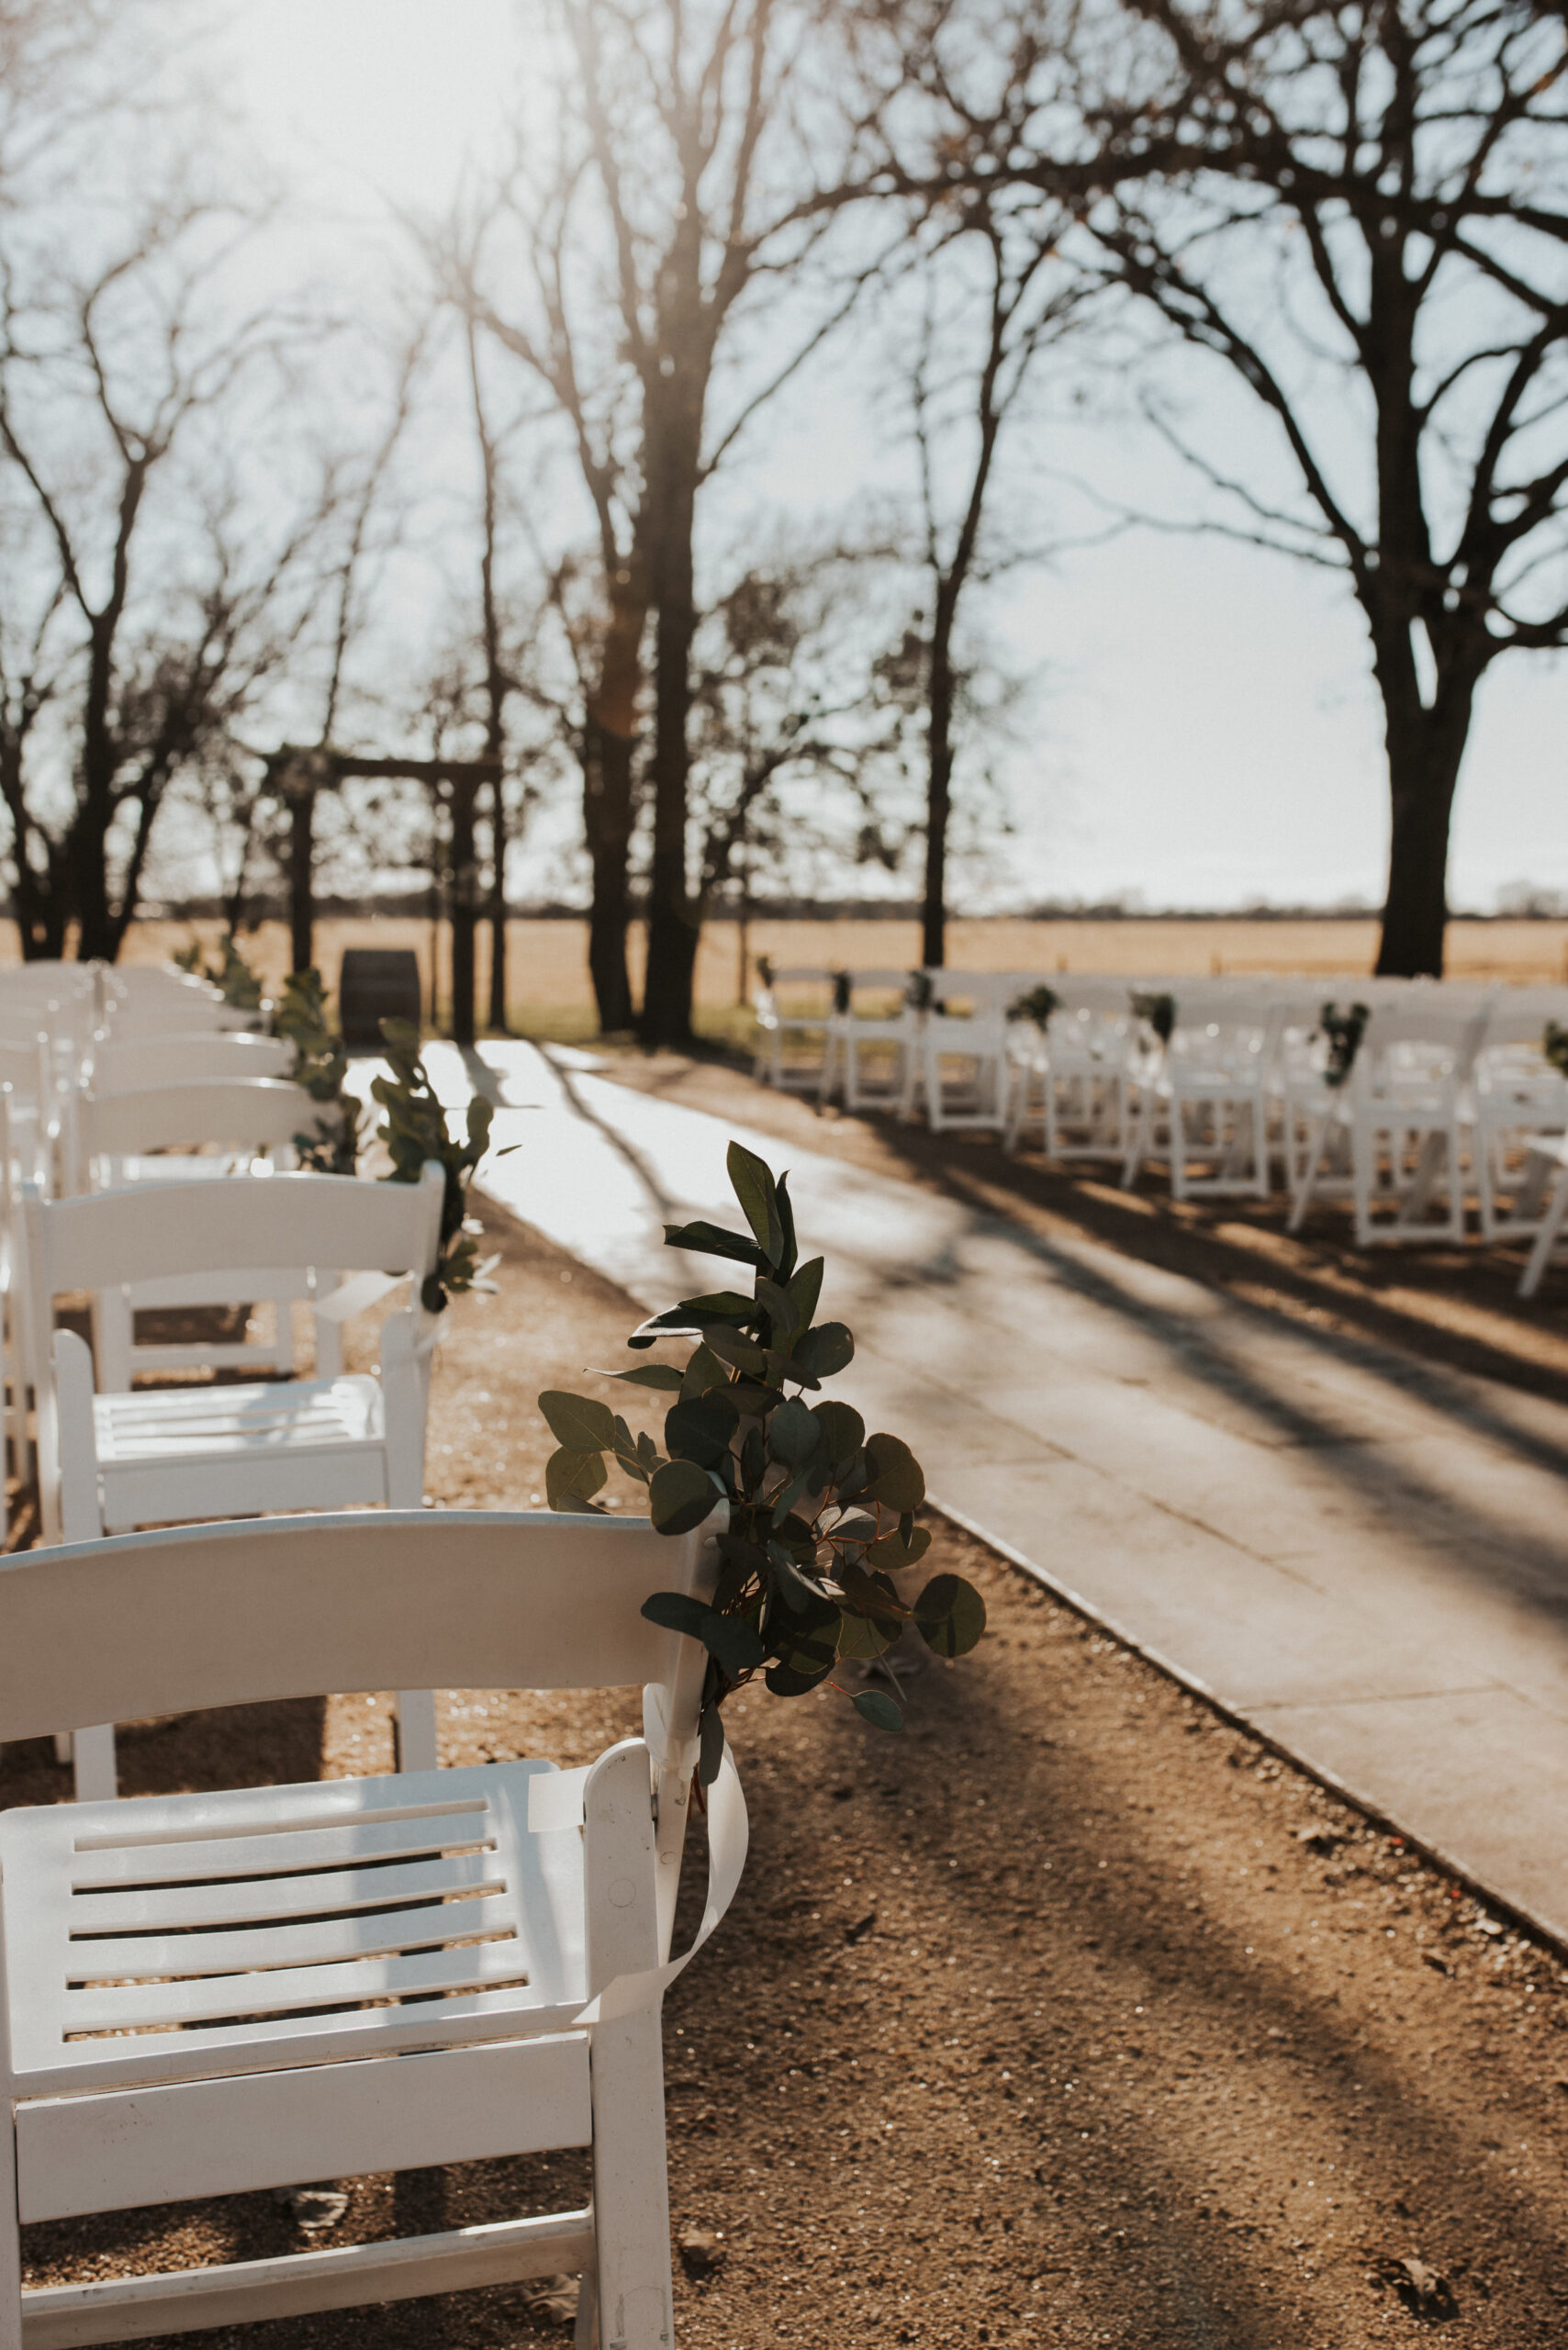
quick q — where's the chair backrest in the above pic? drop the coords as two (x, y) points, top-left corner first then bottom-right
(1358, 1001), (1493, 1084)
(89, 1032), (292, 1089)
(22, 1162), (444, 1320)
(79, 1079), (318, 1163)
(0, 1508), (717, 1750)
(0, 1036), (45, 1102)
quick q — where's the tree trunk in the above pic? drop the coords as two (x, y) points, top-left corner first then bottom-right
(1374, 711), (1472, 977)
(448, 771), (479, 1045)
(639, 430), (700, 1050)
(74, 709), (116, 961)
(584, 718), (636, 1031)
(487, 773), (508, 1032)
(921, 606), (958, 970)
(640, 589), (699, 1047)
(288, 786), (317, 976)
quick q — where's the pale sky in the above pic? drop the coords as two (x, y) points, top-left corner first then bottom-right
(217, 0), (1567, 915)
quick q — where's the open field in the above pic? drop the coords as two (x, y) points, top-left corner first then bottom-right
(14, 913), (1568, 1037)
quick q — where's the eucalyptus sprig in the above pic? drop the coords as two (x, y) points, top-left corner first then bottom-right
(1007, 983), (1060, 1027)
(1130, 989), (1176, 1045)
(1544, 1020), (1568, 1080)
(538, 1141), (985, 1781)
(174, 934), (264, 1012)
(1319, 1000), (1371, 1088)
(274, 968), (362, 1173)
(372, 1018), (496, 1312)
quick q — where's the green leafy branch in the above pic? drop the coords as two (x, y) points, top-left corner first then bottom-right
(1319, 1000), (1370, 1089)
(274, 968), (363, 1173)
(1130, 990), (1176, 1046)
(372, 1018), (496, 1312)
(1007, 983), (1059, 1027)
(1544, 1021), (1568, 1080)
(174, 934), (264, 1012)
(537, 1140), (985, 1780)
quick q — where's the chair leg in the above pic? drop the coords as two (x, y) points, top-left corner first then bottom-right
(1520, 1169), (1568, 1297)
(574, 2252), (599, 2349)
(394, 1688), (439, 1773)
(1, 2116), (20, 2350)
(73, 1723), (117, 1802)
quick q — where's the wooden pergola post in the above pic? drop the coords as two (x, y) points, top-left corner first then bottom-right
(266, 751), (503, 1033)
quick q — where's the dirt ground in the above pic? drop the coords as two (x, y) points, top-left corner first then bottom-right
(6, 1179), (1568, 2348)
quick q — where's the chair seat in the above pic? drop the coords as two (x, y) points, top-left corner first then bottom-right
(0, 1761), (590, 2101)
(95, 1373), (381, 1464)
(90, 1375), (391, 1526)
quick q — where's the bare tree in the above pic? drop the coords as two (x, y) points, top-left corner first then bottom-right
(1057, 0), (1568, 974)
(455, 0), (886, 1044)
(446, 165), (653, 1035)
(0, 171), (330, 957)
(687, 551), (925, 935)
(893, 193), (1086, 966)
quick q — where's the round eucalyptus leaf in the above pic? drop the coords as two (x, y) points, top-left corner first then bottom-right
(913, 1572), (987, 1658)
(649, 1457), (721, 1535)
(768, 1395), (822, 1465)
(851, 1688), (904, 1733)
(539, 1391), (617, 1450)
(859, 1431), (925, 1513)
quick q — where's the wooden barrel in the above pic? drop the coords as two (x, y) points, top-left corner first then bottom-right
(339, 948), (423, 1046)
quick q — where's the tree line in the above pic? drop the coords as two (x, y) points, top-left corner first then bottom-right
(1, 0), (1562, 1037)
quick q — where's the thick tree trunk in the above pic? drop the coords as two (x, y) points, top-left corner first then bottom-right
(584, 719), (636, 1031)
(640, 584), (699, 1047)
(922, 626), (957, 970)
(1374, 713), (1471, 977)
(639, 420), (700, 1051)
(448, 772), (480, 1045)
(487, 774), (508, 1033)
(288, 787), (317, 976)
(1367, 596), (1479, 978)
(583, 562), (647, 1035)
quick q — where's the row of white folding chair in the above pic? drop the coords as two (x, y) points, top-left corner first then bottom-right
(15, 1161), (447, 1798)
(0, 1504), (735, 2350)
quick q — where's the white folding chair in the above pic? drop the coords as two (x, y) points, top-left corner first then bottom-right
(95, 966), (263, 1036)
(1005, 1001), (1135, 1162)
(750, 968), (834, 1093)
(75, 1080), (321, 1387)
(17, 1165), (445, 1796)
(1291, 1002), (1491, 1245)
(1472, 1000), (1568, 1245)
(905, 972), (1014, 1134)
(818, 970), (918, 1111)
(0, 1505), (743, 2350)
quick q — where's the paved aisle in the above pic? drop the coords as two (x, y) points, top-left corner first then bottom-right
(430, 1041), (1568, 1943)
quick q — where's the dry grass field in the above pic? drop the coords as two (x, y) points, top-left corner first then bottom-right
(13, 912), (1565, 1038)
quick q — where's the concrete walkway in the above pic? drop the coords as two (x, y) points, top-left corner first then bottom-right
(429, 1040), (1568, 1945)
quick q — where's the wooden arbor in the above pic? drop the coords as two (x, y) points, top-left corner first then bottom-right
(269, 750), (505, 1044)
